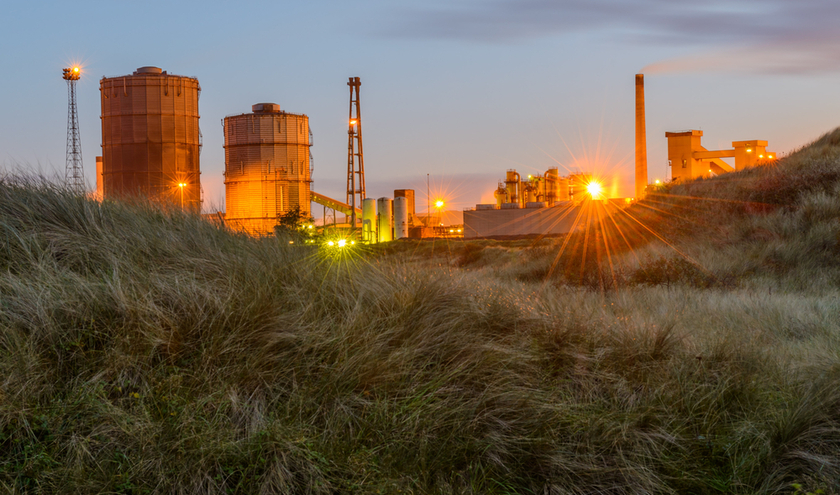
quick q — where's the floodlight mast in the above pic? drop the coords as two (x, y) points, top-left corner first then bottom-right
(63, 67), (84, 192)
(346, 77), (365, 230)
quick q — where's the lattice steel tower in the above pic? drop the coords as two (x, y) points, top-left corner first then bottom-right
(62, 66), (84, 191)
(346, 76), (365, 228)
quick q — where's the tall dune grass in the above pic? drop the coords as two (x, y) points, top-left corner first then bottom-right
(2, 124), (840, 495)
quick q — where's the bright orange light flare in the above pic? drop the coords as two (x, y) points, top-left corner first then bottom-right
(435, 199), (445, 209)
(73, 67), (80, 73)
(349, 119), (357, 125)
(586, 181), (602, 198)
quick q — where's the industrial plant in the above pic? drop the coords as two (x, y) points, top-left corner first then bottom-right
(60, 65), (778, 242)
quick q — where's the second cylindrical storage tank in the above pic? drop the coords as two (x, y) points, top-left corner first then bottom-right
(545, 168), (558, 205)
(393, 197), (408, 240)
(224, 103), (312, 235)
(377, 197), (393, 243)
(362, 198), (377, 243)
(100, 66), (201, 209)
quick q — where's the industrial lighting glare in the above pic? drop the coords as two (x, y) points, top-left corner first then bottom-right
(435, 200), (444, 209)
(327, 241), (335, 246)
(586, 182), (602, 198)
(350, 119), (357, 125)
(747, 149), (753, 153)
(338, 239), (346, 247)
(654, 179), (661, 184)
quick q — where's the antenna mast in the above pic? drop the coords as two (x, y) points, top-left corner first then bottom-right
(63, 66), (84, 192)
(346, 76), (365, 229)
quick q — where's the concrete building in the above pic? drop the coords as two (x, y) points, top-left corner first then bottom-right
(666, 130), (776, 181)
(464, 203), (581, 238)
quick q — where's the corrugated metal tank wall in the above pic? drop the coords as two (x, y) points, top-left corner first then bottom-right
(223, 103), (311, 235)
(100, 67), (201, 209)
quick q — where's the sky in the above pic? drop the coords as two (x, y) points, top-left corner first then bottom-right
(2, 0), (840, 216)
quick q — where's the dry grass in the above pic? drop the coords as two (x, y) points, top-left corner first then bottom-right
(1, 129), (840, 494)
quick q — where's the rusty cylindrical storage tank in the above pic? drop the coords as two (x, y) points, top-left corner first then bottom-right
(100, 67), (201, 209)
(223, 103), (312, 235)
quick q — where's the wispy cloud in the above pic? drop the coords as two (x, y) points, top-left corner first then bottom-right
(381, 0), (840, 74)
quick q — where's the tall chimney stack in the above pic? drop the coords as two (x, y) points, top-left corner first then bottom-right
(635, 74), (648, 200)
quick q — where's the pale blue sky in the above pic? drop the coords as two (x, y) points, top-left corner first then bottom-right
(3, 0), (840, 214)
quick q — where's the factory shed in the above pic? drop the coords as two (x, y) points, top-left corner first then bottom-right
(464, 203), (581, 239)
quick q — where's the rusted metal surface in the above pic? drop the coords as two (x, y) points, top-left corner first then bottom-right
(100, 67), (201, 209)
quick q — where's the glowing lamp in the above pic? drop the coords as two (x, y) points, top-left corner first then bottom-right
(586, 182), (602, 198)
(435, 200), (444, 209)
(338, 239), (346, 247)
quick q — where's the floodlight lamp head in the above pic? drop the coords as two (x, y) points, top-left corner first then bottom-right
(62, 67), (80, 81)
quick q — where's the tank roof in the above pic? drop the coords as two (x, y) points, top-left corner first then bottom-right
(252, 103), (281, 113)
(134, 66), (164, 75)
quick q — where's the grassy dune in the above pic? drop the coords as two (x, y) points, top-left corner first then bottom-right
(2, 130), (840, 493)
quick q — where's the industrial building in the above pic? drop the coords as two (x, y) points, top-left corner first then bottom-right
(222, 103), (312, 235)
(463, 167), (612, 238)
(99, 67), (201, 210)
(666, 131), (775, 181)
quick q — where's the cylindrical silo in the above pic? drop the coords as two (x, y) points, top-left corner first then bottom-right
(505, 170), (520, 205)
(556, 177), (570, 202)
(100, 66), (201, 209)
(494, 182), (507, 208)
(377, 197), (393, 243)
(223, 103), (312, 235)
(545, 168), (558, 206)
(362, 198), (377, 243)
(393, 197), (408, 240)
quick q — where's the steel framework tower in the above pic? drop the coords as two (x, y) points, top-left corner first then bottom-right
(63, 66), (84, 191)
(346, 76), (365, 228)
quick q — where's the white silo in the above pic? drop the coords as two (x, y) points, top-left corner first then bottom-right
(377, 197), (393, 243)
(362, 198), (377, 243)
(394, 196), (408, 239)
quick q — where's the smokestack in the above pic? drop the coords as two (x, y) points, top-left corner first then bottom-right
(635, 74), (648, 200)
